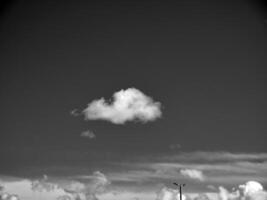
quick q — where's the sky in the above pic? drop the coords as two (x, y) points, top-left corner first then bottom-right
(0, 0), (267, 200)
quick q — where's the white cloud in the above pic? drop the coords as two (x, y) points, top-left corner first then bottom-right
(85, 171), (110, 194)
(218, 186), (240, 200)
(0, 193), (20, 200)
(82, 88), (162, 124)
(156, 187), (186, 200)
(0, 171), (110, 200)
(238, 181), (267, 200)
(1, 174), (267, 200)
(80, 130), (96, 139)
(156, 181), (267, 200)
(239, 181), (264, 196)
(180, 169), (205, 182)
(216, 181), (267, 200)
(31, 175), (58, 192)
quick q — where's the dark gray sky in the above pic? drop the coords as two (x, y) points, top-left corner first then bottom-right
(0, 0), (267, 187)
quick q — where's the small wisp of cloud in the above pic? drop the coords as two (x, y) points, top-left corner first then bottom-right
(80, 130), (96, 139)
(70, 109), (82, 117)
(81, 88), (162, 124)
(180, 169), (205, 182)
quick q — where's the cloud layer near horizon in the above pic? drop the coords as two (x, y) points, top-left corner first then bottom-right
(1, 177), (266, 200)
(82, 88), (162, 124)
(106, 151), (267, 187)
(157, 181), (267, 200)
(0, 171), (110, 200)
(1, 152), (267, 199)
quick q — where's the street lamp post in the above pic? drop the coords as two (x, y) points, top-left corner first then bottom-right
(173, 183), (186, 200)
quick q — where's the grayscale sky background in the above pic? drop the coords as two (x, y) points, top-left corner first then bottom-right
(0, 0), (267, 200)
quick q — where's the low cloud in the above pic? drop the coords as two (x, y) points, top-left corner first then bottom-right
(156, 187), (186, 200)
(1, 174), (267, 200)
(180, 169), (205, 182)
(107, 151), (267, 187)
(156, 181), (267, 200)
(31, 175), (57, 192)
(82, 88), (162, 124)
(216, 181), (267, 200)
(239, 181), (267, 199)
(34, 171), (110, 199)
(0, 193), (20, 200)
(0, 171), (110, 200)
(80, 130), (96, 139)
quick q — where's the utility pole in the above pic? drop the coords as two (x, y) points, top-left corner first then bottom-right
(173, 183), (186, 200)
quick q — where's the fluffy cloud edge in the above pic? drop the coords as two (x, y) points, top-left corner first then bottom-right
(82, 88), (162, 124)
(1, 175), (267, 200)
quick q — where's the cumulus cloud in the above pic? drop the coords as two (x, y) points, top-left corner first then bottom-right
(41, 171), (109, 199)
(83, 171), (110, 194)
(82, 88), (162, 124)
(217, 181), (267, 200)
(195, 181), (267, 200)
(80, 130), (96, 139)
(0, 193), (20, 200)
(239, 181), (264, 196)
(0, 186), (20, 200)
(218, 186), (240, 200)
(1, 174), (267, 200)
(238, 181), (267, 200)
(180, 169), (205, 181)
(31, 175), (58, 192)
(0, 171), (110, 200)
(156, 181), (267, 200)
(156, 187), (186, 200)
